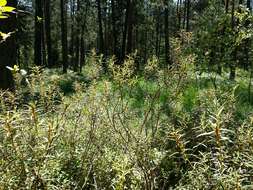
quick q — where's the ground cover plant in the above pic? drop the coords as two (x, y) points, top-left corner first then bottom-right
(1, 47), (253, 189)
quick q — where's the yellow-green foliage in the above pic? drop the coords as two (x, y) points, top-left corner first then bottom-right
(0, 0), (15, 18)
(0, 52), (253, 189)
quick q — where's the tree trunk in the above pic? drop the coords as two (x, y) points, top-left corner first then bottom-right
(246, 0), (252, 102)
(97, 0), (104, 55)
(247, 0), (251, 9)
(111, 0), (118, 58)
(0, 0), (17, 90)
(61, 0), (68, 73)
(70, 0), (75, 68)
(104, 1), (108, 57)
(155, 8), (161, 57)
(74, 0), (80, 72)
(97, 0), (107, 71)
(164, 0), (171, 66)
(225, 0), (229, 12)
(122, 0), (130, 61)
(44, 0), (53, 67)
(186, 0), (190, 32)
(230, 0), (236, 80)
(80, 27), (85, 73)
(245, 0), (251, 70)
(35, 0), (43, 66)
(41, 3), (47, 67)
(183, 0), (187, 29)
(177, 0), (182, 31)
(126, 0), (134, 55)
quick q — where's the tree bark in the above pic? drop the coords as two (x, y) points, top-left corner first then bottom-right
(41, 1), (47, 67)
(244, 0), (251, 70)
(80, 27), (85, 73)
(44, 0), (53, 67)
(155, 8), (161, 57)
(97, 0), (104, 55)
(164, 0), (171, 66)
(70, 0), (75, 67)
(111, 0), (118, 58)
(61, 0), (68, 73)
(126, 0), (134, 55)
(247, 0), (251, 10)
(230, 0), (236, 80)
(186, 0), (190, 32)
(183, 0), (187, 29)
(121, 0), (130, 61)
(177, 0), (182, 31)
(74, 0), (81, 72)
(34, 0), (43, 66)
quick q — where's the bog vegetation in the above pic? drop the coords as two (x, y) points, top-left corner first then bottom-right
(0, 0), (253, 189)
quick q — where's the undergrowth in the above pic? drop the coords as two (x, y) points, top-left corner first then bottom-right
(0, 50), (253, 189)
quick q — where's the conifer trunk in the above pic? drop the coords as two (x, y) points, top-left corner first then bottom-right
(35, 0), (43, 66)
(61, 0), (68, 73)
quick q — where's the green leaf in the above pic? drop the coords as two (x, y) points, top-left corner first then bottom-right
(0, 0), (7, 7)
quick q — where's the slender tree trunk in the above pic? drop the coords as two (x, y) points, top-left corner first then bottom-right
(96, 0), (107, 71)
(17, 44), (20, 67)
(80, 26), (85, 73)
(80, 2), (89, 72)
(44, 0), (52, 67)
(70, 0), (75, 67)
(126, 0), (134, 55)
(247, 0), (251, 10)
(0, 0), (17, 90)
(144, 30), (148, 65)
(35, 0), (43, 66)
(225, 0), (229, 12)
(111, 0), (118, 58)
(246, 0), (252, 102)
(179, 0), (182, 30)
(183, 0), (187, 29)
(104, 1), (109, 57)
(230, 0), (236, 80)
(41, 4), (47, 67)
(122, 0), (131, 61)
(186, 0), (190, 31)
(74, 0), (80, 72)
(164, 0), (171, 66)
(176, 0), (182, 31)
(61, 0), (68, 73)
(176, 0), (179, 25)
(218, 0), (230, 75)
(245, 0), (251, 70)
(97, 0), (104, 55)
(155, 8), (161, 57)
